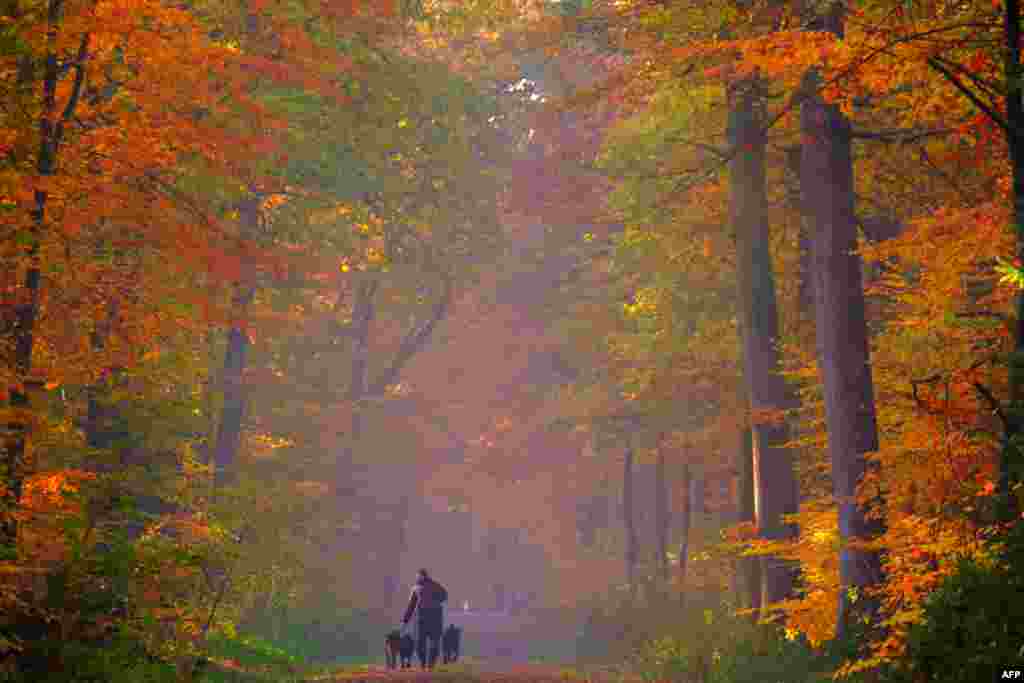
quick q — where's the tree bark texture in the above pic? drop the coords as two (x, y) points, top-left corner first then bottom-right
(677, 462), (691, 607)
(623, 446), (637, 599)
(737, 427), (763, 614)
(728, 74), (800, 606)
(801, 39), (885, 635)
(655, 445), (669, 586)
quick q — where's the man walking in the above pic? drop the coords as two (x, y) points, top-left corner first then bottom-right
(402, 568), (448, 669)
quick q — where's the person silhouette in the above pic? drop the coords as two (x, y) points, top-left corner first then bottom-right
(401, 568), (448, 669)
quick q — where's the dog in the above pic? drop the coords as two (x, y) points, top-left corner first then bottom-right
(385, 630), (401, 669)
(399, 632), (414, 668)
(385, 630), (415, 669)
(441, 624), (461, 664)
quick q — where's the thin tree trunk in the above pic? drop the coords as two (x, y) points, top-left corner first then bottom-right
(1, 2), (87, 549)
(337, 278), (377, 499)
(212, 283), (255, 486)
(623, 446), (637, 600)
(729, 74), (800, 607)
(212, 199), (260, 488)
(737, 427), (762, 615)
(677, 461), (691, 607)
(655, 441), (669, 588)
(800, 6), (884, 638)
(689, 475), (703, 519)
(330, 271), (449, 501)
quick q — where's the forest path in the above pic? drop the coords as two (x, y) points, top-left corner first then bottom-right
(310, 611), (642, 683)
(319, 660), (641, 682)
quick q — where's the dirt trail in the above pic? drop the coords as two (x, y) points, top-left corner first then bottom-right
(318, 611), (639, 683)
(321, 661), (637, 683)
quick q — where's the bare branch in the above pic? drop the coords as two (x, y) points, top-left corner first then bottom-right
(973, 381), (1009, 428)
(926, 57), (1009, 133)
(366, 274), (453, 397)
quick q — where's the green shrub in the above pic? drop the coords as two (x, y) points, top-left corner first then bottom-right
(630, 614), (837, 683)
(895, 525), (1024, 683)
(707, 625), (843, 683)
(620, 592), (884, 683)
(0, 630), (177, 683)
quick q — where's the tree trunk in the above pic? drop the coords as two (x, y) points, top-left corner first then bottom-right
(677, 461), (691, 607)
(0, 0), (85, 549)
(737, 427), (762, 615)
(212, 284), (255, 486)
(623, 446), (637, 600)
(337, 278), (377, 499)
(689, 475), (703, 519)
(212, 199), (260, 488)
(655, 443), (669, 587)
(800, 6), (884, 637)
(729, 74), (799, 606)
(1001, 0), (1024, 522)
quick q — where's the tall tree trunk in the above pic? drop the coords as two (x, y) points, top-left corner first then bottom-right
(689, 474), (703, 519)
(729, 74), (799, 606)
(800, 6), (884, 638)
(677, 461), (691, 607)
(623, 446), (637, 600)
(212, 198), (260, 488)
(212, 284), (255, 486)
(337, 278), (377, 499)
(737, 427), (762, 615)
(1001, 0), (1024, 522)
(655, 443), (669, 588)
(1, 2), (86, 549)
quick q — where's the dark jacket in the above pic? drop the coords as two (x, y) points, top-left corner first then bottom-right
(402, 576), (448, 623)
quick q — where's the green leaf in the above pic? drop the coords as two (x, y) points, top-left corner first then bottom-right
(995, 258), (1024, 289)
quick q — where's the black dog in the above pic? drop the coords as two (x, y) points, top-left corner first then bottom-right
(399, 632), (414, 668)
(385, 630), (400, 669)
(442, 624), (461, 664)
(385, 630), (415, 669)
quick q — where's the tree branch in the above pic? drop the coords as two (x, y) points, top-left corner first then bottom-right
(973, 381), (1009, 428)
(926, 56), (1009, 133)
(366, 274), (453, 397)
(54, 32), (90, 150)
(849, 126), (954, 143)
